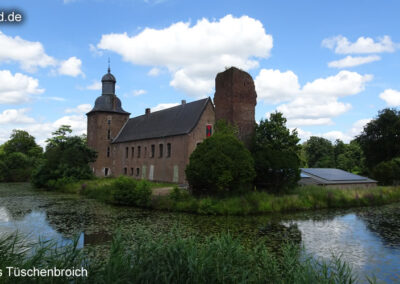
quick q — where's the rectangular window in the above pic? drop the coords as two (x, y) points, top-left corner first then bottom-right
(151, 144), (155, 158)
(144, 146), (147, 158)
(206, 125), (212, 137)
(125, 147), (129, 158)
(105, 168), (109, 177)
(137, 146), (141, 158)
(107, 119), (111, 125)
(167, 143), (171, 157)
(131, 168), (134, 176)
(159, 144), (163, 158)
(107, 129), (111, 140)
(136, 168), (140, 176)
(107, 146), (110, 158)
(131, 147), (134, 158)
(124, 167), (127, 175)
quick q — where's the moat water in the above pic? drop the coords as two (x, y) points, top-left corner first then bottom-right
(1, 183), (400, 282)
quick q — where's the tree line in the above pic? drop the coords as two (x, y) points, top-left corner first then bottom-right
(0, 107), (399, 191)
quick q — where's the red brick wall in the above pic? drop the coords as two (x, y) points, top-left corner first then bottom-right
(87, 112), (129, 177)
(111, 101), (215, 184)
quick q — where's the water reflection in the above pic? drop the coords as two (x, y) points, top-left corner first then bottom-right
(1, 183), (400, 282)
(287, 212), (400, 283)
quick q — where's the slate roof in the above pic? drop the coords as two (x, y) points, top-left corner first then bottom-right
(113, 98), (212, 143)
(87, 94), (130, 115)
(300, 168), (377, 185)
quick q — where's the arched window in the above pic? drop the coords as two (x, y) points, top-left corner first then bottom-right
(167, 143), (171, 157)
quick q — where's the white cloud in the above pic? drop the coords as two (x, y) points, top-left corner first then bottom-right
(349, 118), (371, 136)
(0, 31), (83, 78)
(295, 118), (371, 143)
(0, 103), (88, 147)
(255, 69), (300, 104)
(0, 108), (35, 124)
(89, 44), (103, 56)
(97, 14), (273, 97)
(151, 102), (179, 112)
(133, 89), (147, 96)
(328, 55), (381, 68)
(379, 89), (400, 106)
(0, 70), (44, 104)
(258, 69), (372, 127)
(85, 81), (102, 90)
(58, 56), (84, 77)
(148, 67), (160, 76)
(43, 96), (66, 102)
(0, 31), (56, 72)
(65, 104), (92, 114)
(322, 35), (397, 54)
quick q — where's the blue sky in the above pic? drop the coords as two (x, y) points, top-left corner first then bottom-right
(0, 0), (399, 145)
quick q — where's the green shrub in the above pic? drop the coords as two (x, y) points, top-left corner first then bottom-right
(373, 157), (400, 185)
(185, 121), (256, 196)
(111, 176), (152, 207)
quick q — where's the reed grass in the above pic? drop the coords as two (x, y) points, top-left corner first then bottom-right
(0, 229), (361, 284)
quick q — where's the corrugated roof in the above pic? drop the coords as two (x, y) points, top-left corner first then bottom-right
(113, 98), (212, 143)
(300, 168), (377, 184)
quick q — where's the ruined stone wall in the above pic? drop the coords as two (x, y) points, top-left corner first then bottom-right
(213, 67), (257, 147)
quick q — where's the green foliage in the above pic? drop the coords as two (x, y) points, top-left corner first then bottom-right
(31, 125), (97, 189)
(111, 176), (152, 207)
(357, 108), (400, 169)
(373, 157), (400, 185)
(186, 120), (256, 195)
(0, 130), (43, 182)
(335, 140), (366, 174)
(155, 185), (400, 215)
(252, 112), (301, 192)
(304, 136), (335, 168)
(0, 229), (359, 284)
(2, 152), (31, 182)
(80, 176), (152, 207)
(2, 129), (43, 157)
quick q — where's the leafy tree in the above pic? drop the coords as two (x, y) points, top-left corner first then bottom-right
(372, 157), (400, 185)
(3, 130), (42, 158)
(357, 108), (400, 169)
(335, 140), (366, 174)
(31, 125), (97, 189)
(252, 112), (301, 192)
(185, 120), (255, 196)
(0, 130), (42, 182)
(3, 152), (31, 182)
(304, 137), (335, 168)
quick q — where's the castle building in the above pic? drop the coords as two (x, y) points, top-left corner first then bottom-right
(87, 66), (256, 184)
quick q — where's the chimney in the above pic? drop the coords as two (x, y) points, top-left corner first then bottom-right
(181, 100), (186, 105)
(145, 108), (151, 115)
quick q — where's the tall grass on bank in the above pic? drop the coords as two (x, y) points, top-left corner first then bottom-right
(55, 176), (400, 215)
(0, 229), (360, 284)
(153, 185), (400, 215)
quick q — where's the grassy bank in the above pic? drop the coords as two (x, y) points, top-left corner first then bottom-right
(154, 185), (400, 215)
(0, 229), (360, 284)
(53, 177), (400, 215)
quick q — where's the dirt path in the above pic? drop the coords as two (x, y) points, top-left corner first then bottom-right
(152, 187), (174, 196)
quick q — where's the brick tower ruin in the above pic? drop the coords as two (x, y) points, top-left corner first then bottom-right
(213, 67), (257, 147)
(86, 67), (130, 177)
